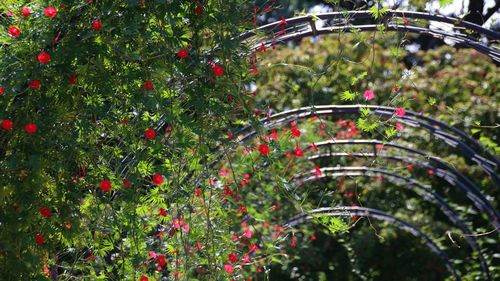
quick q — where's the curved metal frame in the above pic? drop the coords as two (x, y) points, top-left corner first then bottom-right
(284, 206), (462, 281)
(291, 166), (490, 279)
(240, 10), (500, 62)
(304, 140), (499, 227)
(233, 105), (500, 186)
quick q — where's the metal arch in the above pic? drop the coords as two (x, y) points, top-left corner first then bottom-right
(305, 139), (500, 227)
(250, 25), (499, 62)
(284, 206), (461, 281)
(240, 10), (500, 62)
(240, 10), (500, 41)
(233, 105), (500, 186)
(291, 166), (490, 278)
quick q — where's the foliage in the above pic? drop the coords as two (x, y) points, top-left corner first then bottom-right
(0, 0), (498, 280)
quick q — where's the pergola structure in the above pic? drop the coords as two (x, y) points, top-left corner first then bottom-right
(222, 11), (499, 281)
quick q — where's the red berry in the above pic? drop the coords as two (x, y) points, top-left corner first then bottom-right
(177, 48), (189, 59)
(38, 52), (51, 64)
(1, 119), (13, 130)
(212, 65), (224, 76)
(8, 26), (20, 38)
(258, 144), (270, 156)
(24, 123), (37, 134)
(29, 80), (41, 90)
(68, 74), (77, 85)
(140, 276), (149, 281)
(40, 207), (52, 218)
(35, 234), (45, 246)
(152, 173), (164, 185)
(92, 19), (102, 31)
(143, 80), (153, 91)
(99, 180), (112, 192)
(44, 7), (57, 18)
(144, 128), (156, 140)
(21, 7), (31, 17)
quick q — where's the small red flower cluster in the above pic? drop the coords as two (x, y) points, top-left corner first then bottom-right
(92, 19), (102, 31)
(100, 180), (112, 192)
(8, 26), (21, 38)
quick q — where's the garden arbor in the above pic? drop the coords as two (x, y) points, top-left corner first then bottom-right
(219, 10), (500, 281)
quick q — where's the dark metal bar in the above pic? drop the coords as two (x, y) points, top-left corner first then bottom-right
(285, 206), (462, 281)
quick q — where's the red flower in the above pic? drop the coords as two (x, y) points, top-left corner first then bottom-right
(44, 7), (57, 18)
(395, 107), (406, 117)
(143, 80), (153, 91)
(68, 74), (77, 85)
(290, 127), (301, 137)
(122, 178), (132, 188)
(29, 79), (41, 90)
(152, 173), (164, 185)
(158, 208), (167, 217)
(37, 52), (51, 64)
(35, 234), (45, 246)
(258, 144), (270, 156)
(194, 7), (203, 15)
(314, 165), (322, 176)
(1, 119), (13, 130)
(156, 255), (166, 267)
(140, 275), (149, 281)
(8, 26), (20, 38)
(99, 180), (112, 192)
(293, 146), (304, 157)
(40, 207), (52, 218)
(0, 85), (3, 95)
(177, 48), (189, 59)
(228, 253), (238, 263)
(144, 128), (156, 140)
(92, 19), (102, 31)
(21, 7), (31, 17)
(223, 264), (234, 274)
(24, 123), (37, 134)
(212, 65), (224, 76)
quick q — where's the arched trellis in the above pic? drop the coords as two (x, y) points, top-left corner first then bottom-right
(304, 139), (500, 229)
(233, 105), (500, 186)
(290, 166), (490, 279)
(218, 106), (499, 279)
(231, 12), (497, 280)
(240, 10), (500, 62)
(284, 206), (462, 281)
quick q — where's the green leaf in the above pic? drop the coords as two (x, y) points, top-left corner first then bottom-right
(340, 90), (357, 101)
(369, 5), (389, 20)
(439, 0), (453, 7)
(360, 107), (371, 117)
(357, 117), (378, 132)
(427, 97), (437, 106)
(313, 214), (349, 235)
(385, 127), (397, 138)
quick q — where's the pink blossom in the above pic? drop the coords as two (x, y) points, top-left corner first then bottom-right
(243, 228), (252, 238)
(395, 107), (406, 117)
(242, 255), (251, 264)
(223, 264), (234, 274)
(395, 122), (404, 131)
(363, 90), (375, 101)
